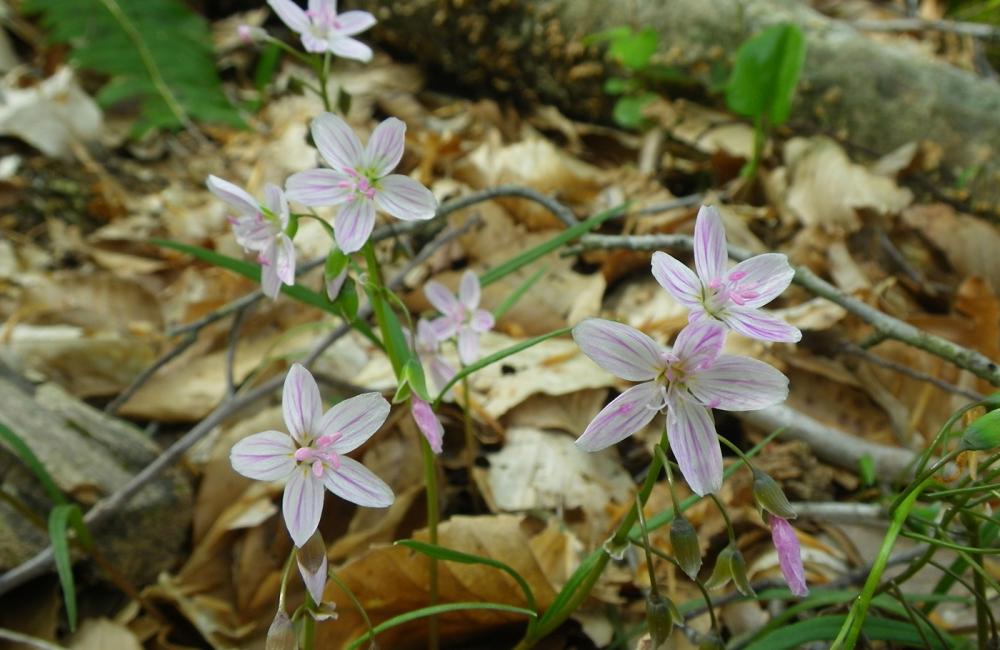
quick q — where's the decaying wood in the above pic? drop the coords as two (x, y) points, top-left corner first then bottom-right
(357, 0), (1000, 213)
(0, 375), (192, 585)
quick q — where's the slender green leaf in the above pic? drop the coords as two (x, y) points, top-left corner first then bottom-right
(396, 540), (536, 613)
(49, 504), (84, 632)
(479, 205), (625, 288)
(0, 423), (66, 505)
(492, 266), (547, 320)
(725, 23), (806, 126)
(536, 550), (604, 629)
(433, 327), (571, 405)
(745, 614), (952, 650)
(345, 602), (536, 650)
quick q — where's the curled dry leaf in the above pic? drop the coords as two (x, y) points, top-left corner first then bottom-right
(902, 203), (1000, 292)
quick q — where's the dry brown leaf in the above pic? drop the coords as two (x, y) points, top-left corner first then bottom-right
(902, 203), (1000, 292)
(502, 388), (607, 434)
(68, 618), (143, 650)
(318, 515), (579, 650)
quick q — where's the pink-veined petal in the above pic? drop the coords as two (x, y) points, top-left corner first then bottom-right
(457, 327), (480, 365)
(721, 307), (802, 343)
(424, 281), (462, 318)
(321, 392), (390, 453)
(458, 270), (480, 310)
(688, 355), (788, 411)
(263, 183), (288, 227)
(576, 381), (660, 451)
(411, 397), (443, 454)
(328, 36), (373, 62)
(231, 213), (274, 252)
(334, 198), (375, 253)
(230, 430), (295, 481)
(332, 10), (376, 36)
(428, 357), (456, 395)
(429, 315), (458, 341)
(286, 168), (353, 207)
(671, 320), (725, 370)
(274, 235), (296, 286)
(667, 396), (722, 496)
(268, 0), (310, 33)
(770, 515), (809, 597)
(282, 467), (325, 546)
(297, 552), (328, 604)
(365, 117), (405, 178)
(312, 112), (364, 172)
(374, 174), (437, 221)
(325, 268), (348, 301)
(693, 205), (728, 282)
(416, 319), (441, 351)
(572, 318), (663, 382)
(300, 31), (330, 53)
(207, 175), (258, 215)
(308, 0), (325, 14)
(651, 251), (703, 308)
(726, 253), (795, 308)
(283, 363), (323, 444)
(323, 456), (394, 507)
(470, 309), (494, 333)
(261, 256), (282, 299)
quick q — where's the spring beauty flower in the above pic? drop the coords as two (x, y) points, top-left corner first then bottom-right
(411, 397), (444, 454)
(651, 205), (800, 343)
(267, 0), (376, 60)
(230, 364), (394, 546)
(769, 515), (809, 596)
(411, 318), (456, 395)
(207, 176), (294, 299)
(286, 113), (437, 253)
(425, 271), (495, 365)
(572, 318), (788, 495)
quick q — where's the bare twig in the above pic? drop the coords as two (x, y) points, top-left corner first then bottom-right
(571, 232), (1000, 387)
(840, 342), (984, 402)
(853, 18), (1000, 41)
(103, 333), (196, 414)
(791, 502), (886, 525)
(0, 628), (65, 650)
(225, 301), (255, 398)
(631, 193), (705, 217)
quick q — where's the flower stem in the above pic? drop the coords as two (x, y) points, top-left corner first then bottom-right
(421, 436), (441, 650)
(716, 434), (757, 474)
(319, 51), (332, 112)
(708, 493), (737, 546)
(460, 372), (475, 465)
(302, 591), (316, 650)
(278, 550), (296, 613)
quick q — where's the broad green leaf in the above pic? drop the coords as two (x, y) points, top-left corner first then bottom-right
(725, 23), (805, 126)
(401, 359), (431, 402)
(603, 76), (632, 95)
(609, 28), (658, 70)
(613, 94), (655, 130)
(396, 540), (536, 612)
(0, 423), (66, 505)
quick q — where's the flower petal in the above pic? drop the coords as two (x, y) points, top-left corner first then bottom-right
(267, 0), (310, 32)
(297, 553), (328, 604)
(274, 235), (296, 286)
(671, 320), (725, 369)
(428, 357), (456, 395)
(429, 315), (458, 341)
(667, 396), (722, 495)
(470, 309), (494, 333)
(374, 174), (437, 221)
(261, 256), (282, 299)
(457, 326), (479, 365)
(321, 392), (390, 453)
(282, 467), (325, 547)
(365, 117), (405, 178)
(231, 213), (275, 252)
(283, 363), (323, 444)
(651, 251), (703, 308)
(458, 270), (480, 310)
(770, 515), (809, 597)
(207, 175), (258, 215)
(323, 456), (394, 507)
(230, 430), (295, 481)
(334, 198), (376, 253)
(721, 307), (802, 343)
(576, 381), (660, 451)
(286, 168), (353, 207)
(300, 32), (329, 53)
(693, 205), (728, 282)
(312, 112), (364, 172)
(263, 183), (288, 226)
(328, 36), (373, 62)
(726, 253), (795, 308)
(424, 281), (461, 318)
(333, 10), (376, 36)
(688, 355), (788, 411)
(411, 397), (444, 454)
(572, 318), (663, 382)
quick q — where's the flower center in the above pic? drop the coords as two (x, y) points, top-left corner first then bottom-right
(704, 271), (761, 312)
(293, 432), (343, 478)
(338, 168), (378, 200)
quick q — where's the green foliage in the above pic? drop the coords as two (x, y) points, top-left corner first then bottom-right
(25, 0), (242, 135)
(725, 23), (806, 127)
(960, 409), (1000, 451)
(49, 504), (91, 632)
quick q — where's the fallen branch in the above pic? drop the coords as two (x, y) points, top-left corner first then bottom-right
(571, 232), (1000, 387)
(852, 18), (1000, 41)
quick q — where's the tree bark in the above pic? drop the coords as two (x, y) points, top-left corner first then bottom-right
(359, 0), (1000, 213)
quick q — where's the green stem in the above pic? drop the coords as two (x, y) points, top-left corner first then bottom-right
(421, 437), (441, 650)
(327, 568), (375, 643)
(716, 434), (757, 474)
(461, 372), (474, 463)
(964, 514), (990, 650)
(709, 493), (736, 545)
(278, 550), (296, 613)
(635, 494), (659, 599)
(302, 592), (316, 650)
(319, 51), (332, 112)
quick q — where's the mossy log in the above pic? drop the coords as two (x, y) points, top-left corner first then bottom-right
(354, 0), (1000, 213)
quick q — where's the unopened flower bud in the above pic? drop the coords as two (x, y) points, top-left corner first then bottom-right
(669, 515), (702, 580)
(730, 547), (755, 597)
(297, 530), (328, 604)
(645, 593), (678, 648)
(237, 24), (268, 44)
(266, 609), (295, 650)
(752, 469), (797, 520)
(960, 410), (1000, 452)
(325, 268), (348, 301)
(705, 545), (755, 596)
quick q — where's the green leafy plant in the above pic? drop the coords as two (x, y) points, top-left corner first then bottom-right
(725, 23), (806, 179)
(585, 27), (687, 130)
(25, 0), (242, 135)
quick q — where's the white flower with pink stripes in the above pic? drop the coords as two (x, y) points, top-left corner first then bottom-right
(229, 364), (394, 546)
(572, 318), (787, 495)
(267, 0), (376, 60)
(425, 271), (495, 365)
(652, 206), (800, 343)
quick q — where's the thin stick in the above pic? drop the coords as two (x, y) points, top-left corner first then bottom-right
(840, 342), (983, 402)
(853, 18), (1000, 40)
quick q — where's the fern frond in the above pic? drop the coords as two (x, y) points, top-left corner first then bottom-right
(25, 0), (243, 136)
